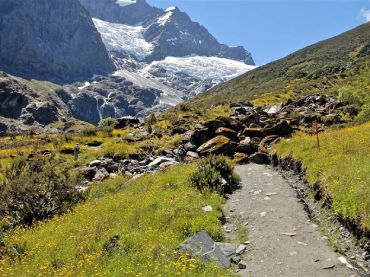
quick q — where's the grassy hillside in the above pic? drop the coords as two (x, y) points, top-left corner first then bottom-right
(0, 164), (232, 276)
(192, 22), (370, 110)
(274, 122), (370, 231)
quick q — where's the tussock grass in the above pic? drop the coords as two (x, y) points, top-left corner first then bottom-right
(0, 164), (231, 276)
(274, 121), (370, 230)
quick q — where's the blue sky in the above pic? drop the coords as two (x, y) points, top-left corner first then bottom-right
(148, 0), (370, 65)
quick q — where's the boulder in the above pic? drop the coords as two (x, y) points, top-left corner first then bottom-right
(186, 151), (199, 160)
(264, 120), (293, 136)
(216, 116), (245, 131)
(233, 153), (249, 164)
(184, 142), (197, 151)
(177, 231), (231, 268)
(79, 166), (97, 181)
(243, 113), (260, 126)
(242, 127), (265, 138)
(190, 128), (213, 146)
(235, 137), (257, 154)
(148, 157), (176, 169)
(258, 135), (280, 154)
(94, 168), (109, 181)
(249, 152), (270, 165)
(215, 127), (238, 141)
(203, 119), (225, 129)
(159, 161), (178, 169)
(89, 160), (102, 167)
(115, 116), (140, 129)
(197, 136), (231, 156)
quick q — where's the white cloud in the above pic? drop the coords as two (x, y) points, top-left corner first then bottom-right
(360, 8), (370, 22)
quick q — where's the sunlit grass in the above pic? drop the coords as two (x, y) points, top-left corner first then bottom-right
(274, 121), (370, 230)
(0, 164), (231, 276)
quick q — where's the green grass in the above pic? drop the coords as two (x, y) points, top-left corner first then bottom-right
(0, 163), (232, 277)
(274, 121), (370, 231)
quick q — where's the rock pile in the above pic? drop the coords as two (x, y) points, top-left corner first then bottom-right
(178, 95), (356, 165)
(80, 154), (179, 181)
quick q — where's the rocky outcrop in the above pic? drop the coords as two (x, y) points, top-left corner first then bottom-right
(0, 0), (114, 83)
(175, 95), (357, 165)
(0, 72), (86, 133)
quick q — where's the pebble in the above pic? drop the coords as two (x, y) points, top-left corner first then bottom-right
(260, 212), (267, 217)
(238, 261), (247, 269)
(201, 205), (213, 212)
(281, 232), (297, 237)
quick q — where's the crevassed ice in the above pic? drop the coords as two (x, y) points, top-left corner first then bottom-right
(145, 56), (256, 82)
(93, 18), (154, 60)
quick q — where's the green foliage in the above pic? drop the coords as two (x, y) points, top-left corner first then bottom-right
(190, 155), (240, 195)
(98, 117), (118, 129)
(0, 164), (229, 276)
(80, 126), (97, 137)
(338, 87), (368, 106)
(0, 156), (86, 227)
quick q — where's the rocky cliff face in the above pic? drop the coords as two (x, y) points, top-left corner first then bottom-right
(0, 72), (80, 134)
(0, 0), (114, 84)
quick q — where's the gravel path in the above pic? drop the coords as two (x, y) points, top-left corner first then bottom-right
(224, 164), (358, 277)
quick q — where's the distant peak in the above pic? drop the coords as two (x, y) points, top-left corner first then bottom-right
(165, 6), (176, 13)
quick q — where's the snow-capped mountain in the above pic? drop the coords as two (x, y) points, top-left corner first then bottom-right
(74, 0), (256, 120)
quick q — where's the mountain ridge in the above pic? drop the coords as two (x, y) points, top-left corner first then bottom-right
(191, 22), (370, 108)
(79, 0), (255, 65)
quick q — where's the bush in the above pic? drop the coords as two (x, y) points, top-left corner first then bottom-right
(81, 126), (97, 137)
(0, 156), (87, 227)
(98, 117), (118, 129)
(190, 155), (240, 195)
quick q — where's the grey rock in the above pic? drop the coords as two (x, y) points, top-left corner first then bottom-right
(89, 160), (102, 167)
(148, 157), (176, 169)
(0, 0), (114, 83)
(238, 261), (247, 269)
(235, 244), (247, 254)
(177, 231), (231, 268)
(94, 168), (109, 181)
(249, 152), (270, 165)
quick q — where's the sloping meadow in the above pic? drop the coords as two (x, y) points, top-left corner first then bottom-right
(0, 164), (232, 276)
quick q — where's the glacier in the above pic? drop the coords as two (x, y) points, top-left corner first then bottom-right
(93, 18), (154, 60)
(144, 56), (256, 83)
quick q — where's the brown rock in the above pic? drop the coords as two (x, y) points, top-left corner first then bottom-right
(197, 135), (231, 156)
(234, 153), (249, 164)
(258, 135), (280, 154)
(249, 152), (270, 164)
(264, 120), (293, 136)
(203, 119), (225, 129)
(215, 127), (238, 141)
(242, 127), (265, 138)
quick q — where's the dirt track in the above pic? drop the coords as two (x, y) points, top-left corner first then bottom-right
(224, 164), (359, 277)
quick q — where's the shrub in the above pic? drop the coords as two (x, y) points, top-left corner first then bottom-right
(98, 117), (118, 129)
(0, 156), (87, 227)
(81, 126), (97, 137)
(190, 155), (240, 195)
